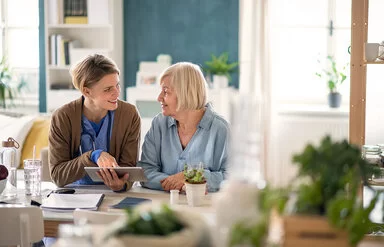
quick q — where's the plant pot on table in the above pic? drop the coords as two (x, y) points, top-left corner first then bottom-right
(185, 181), (206, 207)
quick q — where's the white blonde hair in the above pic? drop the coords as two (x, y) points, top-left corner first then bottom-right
(159, 62), (207, 111)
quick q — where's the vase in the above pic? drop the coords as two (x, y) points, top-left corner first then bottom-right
(185, 182), (206, 207)
(212, 75), (228, 89)
(213, 96), (266, 246)
(213, 181), (261, 246)
(328, 92), (341, 108)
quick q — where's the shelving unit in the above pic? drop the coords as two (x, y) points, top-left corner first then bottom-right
(43, 0), (115, 112)
(349, 0), (369, 146)
(350, 0), (384, 187)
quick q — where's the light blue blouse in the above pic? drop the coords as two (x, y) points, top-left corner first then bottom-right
(138, 105), (230, 192)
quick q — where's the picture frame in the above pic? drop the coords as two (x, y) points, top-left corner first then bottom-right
(136, 72), (158, 87)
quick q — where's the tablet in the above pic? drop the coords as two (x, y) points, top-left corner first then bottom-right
(84, 167), (148, 182)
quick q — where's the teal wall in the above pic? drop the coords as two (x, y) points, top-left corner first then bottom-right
(123, 0), (239, 89)
(39, 0), (239, 111)
(38, 0), (46, 112)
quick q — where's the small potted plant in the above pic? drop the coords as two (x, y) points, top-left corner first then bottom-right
(183, 163), (207, 207)
(102, 204), (206, 247)
(315, 55), (348, 108)
(204, 52), (238, 89)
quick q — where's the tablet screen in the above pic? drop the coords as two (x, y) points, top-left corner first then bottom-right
(84, 167), (148, 182)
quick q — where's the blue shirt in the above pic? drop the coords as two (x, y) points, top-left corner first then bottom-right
(138, 105), (229, 192)
(73, 111), (114, 185)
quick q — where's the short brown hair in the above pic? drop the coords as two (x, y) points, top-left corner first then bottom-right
(70, 54), (120, 92)
(159, 62), (207, 111)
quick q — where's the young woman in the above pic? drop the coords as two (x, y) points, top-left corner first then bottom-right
(138, 62), (229, 192)
(49, 54), (141, 191)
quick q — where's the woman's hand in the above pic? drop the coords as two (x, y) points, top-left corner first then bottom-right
(96, 168), (129, 191)
(97, 151), (118, 168)
(160, 172), (185, 191)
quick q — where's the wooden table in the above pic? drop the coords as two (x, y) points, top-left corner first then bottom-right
(41, 183), (214, 237)
(2, 171), (382, 246)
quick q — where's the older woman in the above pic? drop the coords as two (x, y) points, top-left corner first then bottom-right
(49, 54), (141, 191)
(138, 62), (229, 192)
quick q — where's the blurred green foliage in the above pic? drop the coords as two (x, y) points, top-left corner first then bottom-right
(230, 186), (290, 247)
(0, 57), (14, 108)
(292, 135), (381, 245)
(230, 135), (383, 247)
(113, 204), (184, 236)
(315, 55), (348, 93)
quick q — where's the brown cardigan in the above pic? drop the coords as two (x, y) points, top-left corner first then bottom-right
(48, 97), (141, 188)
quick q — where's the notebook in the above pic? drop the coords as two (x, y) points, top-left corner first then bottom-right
(41, 193), (104, 212)
(110, 197), (151, 209)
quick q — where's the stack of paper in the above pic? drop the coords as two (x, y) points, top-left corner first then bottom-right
(41, 194), (104, 212)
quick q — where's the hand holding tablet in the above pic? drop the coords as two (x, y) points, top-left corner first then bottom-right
(84, 167), (148, 183)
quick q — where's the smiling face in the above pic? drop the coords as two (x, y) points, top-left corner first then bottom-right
(157, 76), (178, 117)
(83, 73), (121, 112)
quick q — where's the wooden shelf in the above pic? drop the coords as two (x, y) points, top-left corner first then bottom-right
(368, 180), (384, 186)
(48, 65), (70, 70)
(365, 60), (384, 64)
(48, 24), (112, 29)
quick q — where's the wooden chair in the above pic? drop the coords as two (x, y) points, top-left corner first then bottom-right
(0, 205), (44, 247)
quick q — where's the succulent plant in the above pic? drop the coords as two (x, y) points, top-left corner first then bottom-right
(183, 164), (206, 184)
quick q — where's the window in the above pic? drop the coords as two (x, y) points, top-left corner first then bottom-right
(0, 0), (39, 104)
(269, 0), (351, 105)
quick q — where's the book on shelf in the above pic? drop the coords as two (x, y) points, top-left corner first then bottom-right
(64, 16), (88, 24)
(47, 0), (109, 25)
(47, 0), (64, 24)
(64, 0), (87, 24)
(41, 193), (104, 212)
(48, 35), (81, 66)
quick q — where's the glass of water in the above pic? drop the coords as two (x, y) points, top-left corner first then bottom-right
(24, 159), (42, 196)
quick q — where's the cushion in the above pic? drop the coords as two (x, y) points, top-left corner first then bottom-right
(20, 117), (51, 168)
(0, 113), (36, 168)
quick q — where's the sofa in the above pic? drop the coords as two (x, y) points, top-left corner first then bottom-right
(0, 112), (51, 181)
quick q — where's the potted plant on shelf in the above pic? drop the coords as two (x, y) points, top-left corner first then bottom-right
(183, 163), (207, 207)
(316, 55), (348, 108)
(204, 52), (238, 89)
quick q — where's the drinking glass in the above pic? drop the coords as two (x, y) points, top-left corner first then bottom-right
(24, 159), (42, 196)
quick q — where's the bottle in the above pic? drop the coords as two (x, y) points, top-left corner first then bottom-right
(0, 137), (19, 198)
(213, 96), (266, 246)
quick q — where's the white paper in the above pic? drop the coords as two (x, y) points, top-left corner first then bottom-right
(41, 193), (104, 211)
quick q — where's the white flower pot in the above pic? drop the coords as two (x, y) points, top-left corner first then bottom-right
(185, 182), (206, 207)
(212, 75), (228, 89)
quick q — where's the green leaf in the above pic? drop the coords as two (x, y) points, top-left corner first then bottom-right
(316, 56), (348, 92)
(204, 52), (238, 82)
